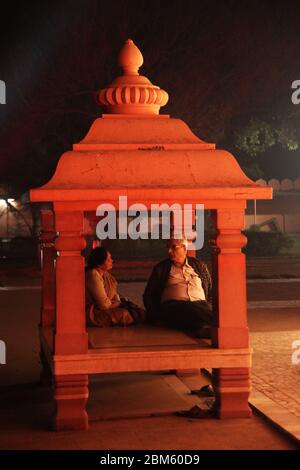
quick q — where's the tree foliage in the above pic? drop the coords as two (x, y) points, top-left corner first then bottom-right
(234, 117), (299, 157)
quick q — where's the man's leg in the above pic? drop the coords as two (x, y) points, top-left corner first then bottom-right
(161, 301), (213, 376)
(160, 300), (212, 330)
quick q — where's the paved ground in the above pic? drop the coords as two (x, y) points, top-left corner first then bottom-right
(251, 331), (300, 418)
(246, 256), (300, 279)
(0, 400), (296, 450)
(0, 258), (300, 449)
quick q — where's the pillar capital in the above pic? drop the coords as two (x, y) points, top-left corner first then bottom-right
(54, 210), (84, 232)
(215, 209), (245, 230)
(216, 231), (247, 254)
(54, 210), (86, 255)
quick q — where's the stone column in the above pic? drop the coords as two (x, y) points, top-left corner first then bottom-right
(211, 209), (251, 418)
(39, 210), (56, 384)
(53, 210), (89, 430)
(39, 210), (56, 328)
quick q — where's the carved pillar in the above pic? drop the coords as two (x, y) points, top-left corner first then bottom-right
(211, 209), (251, 418)
(39, 210), (56, 385)
(53, 210), (89, 430)
(39, 210), (56, 328)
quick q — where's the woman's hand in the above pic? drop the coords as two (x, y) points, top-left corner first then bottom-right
(110, 300), (121, 309)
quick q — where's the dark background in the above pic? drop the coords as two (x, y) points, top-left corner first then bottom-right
(0, 0), (300, 195)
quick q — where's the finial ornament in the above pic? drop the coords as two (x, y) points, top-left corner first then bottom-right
(98, 39), (169, 115)
(118, 39), (143, 75)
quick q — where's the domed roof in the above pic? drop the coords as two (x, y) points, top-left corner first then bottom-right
(30, 40), (272, 204)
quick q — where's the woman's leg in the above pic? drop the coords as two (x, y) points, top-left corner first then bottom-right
(109, 307), (135, 326)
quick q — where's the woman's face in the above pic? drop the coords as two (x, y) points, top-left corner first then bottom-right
(101, 252), (113, 271)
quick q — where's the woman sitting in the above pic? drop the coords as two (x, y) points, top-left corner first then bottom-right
(85, 247), (144, 327)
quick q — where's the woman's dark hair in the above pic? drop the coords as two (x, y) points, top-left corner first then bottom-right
(87, 247), (109, 269)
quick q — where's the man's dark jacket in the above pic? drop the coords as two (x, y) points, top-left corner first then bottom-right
(143, 257), (212, 323)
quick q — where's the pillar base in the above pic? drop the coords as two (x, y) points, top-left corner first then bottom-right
(212, 368), (252, 419)
(54, 374), (89, 431)
(54, 413), (89, 432)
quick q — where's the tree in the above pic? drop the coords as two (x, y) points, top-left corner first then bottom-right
(224, 97), (300, 179)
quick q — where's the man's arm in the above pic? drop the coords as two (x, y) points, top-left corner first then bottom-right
(189, 257), (212, 304)
(200, 261), (212, 304)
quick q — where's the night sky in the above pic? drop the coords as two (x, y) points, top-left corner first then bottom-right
(0, 0), (300, 195)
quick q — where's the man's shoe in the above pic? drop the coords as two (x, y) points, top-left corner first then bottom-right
(176, 405), (213, 419)
(190, 384), (214, 397)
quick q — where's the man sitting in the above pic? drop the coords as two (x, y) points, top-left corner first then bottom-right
(143, 238), (212, 338)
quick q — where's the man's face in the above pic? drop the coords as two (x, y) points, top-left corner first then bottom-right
(167, 241), (187, 265)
